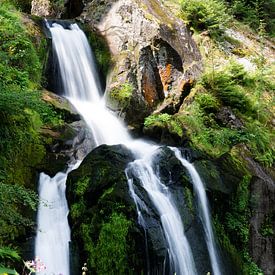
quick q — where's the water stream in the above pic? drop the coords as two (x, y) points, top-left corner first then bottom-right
(171, 147), (221, 275)
(35, 22), (220, 275)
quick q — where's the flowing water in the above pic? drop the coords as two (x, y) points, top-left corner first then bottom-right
(35, 22), (220, 274)
(171, 147), (221, 275)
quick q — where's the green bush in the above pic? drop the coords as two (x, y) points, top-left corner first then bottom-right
(228, 0), (275, 37)
(0, 182), (38, 242)
(196, 92), (220, 112)
(109, 83), (133, 110)
(0, 1), (63, 251)
(144, 113), (184, 137)
(180, 0), (230, 35)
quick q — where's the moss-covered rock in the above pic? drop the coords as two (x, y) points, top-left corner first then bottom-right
(67, 145), (146, 273)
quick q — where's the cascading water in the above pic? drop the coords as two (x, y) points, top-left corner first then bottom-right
(35, 163), (80, 275)
(35, 22), (220, 275)
(126, 150), (197, 275)
(171, 147), (221, 275)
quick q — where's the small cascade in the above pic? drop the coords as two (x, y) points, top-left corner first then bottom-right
(171, 147), (221, 275)
(126, 148), (197, 275)
(35, 162), (80, 275)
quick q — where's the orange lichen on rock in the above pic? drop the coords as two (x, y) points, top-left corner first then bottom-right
(142, 74), (159, 107)
(159, 64), (172, 95)
(178, 78), (193, 94)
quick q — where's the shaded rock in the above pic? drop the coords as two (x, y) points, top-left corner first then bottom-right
(38, 119), (94, 176)
(216, 106), (244, 129)
(238, 147), (275, 275)
(65, 0), (84, 18)
(79, 0), (202, 128)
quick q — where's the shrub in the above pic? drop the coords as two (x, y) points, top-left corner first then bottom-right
(144, 113), (184, 137)
(109, 83), (133, 111)
(180, 0), (230, 35)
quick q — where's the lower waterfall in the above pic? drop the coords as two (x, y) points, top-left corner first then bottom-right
(35, 22), (221, 275)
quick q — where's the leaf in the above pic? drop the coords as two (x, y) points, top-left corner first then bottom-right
(0, 266), (19, 275)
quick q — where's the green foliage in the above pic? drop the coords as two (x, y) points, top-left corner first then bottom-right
(94, 213), (131, 275)
(78, 212), (131, 274)
(180, 0), (230, 36)
(195, 92), (220, 112)
(259, 214), (274, 237)
(188, 61), (275, 166)
(70, 200), (86, 220)
(0, 2), (42, 87)
(144, 113), (184, 137)
(225, 175), (251, 247)
(0, 182), (38, 242)
(242, 252), (264, 275)
(0, 247), (20, 263)
(109, 83), (133, 110)
(228, 0), (275, 37)
(0, 1), (62, 254)
(4, 0), (32, 12)
(144, 113), (171, 127)
(178, 102), (240, 157)
(75, 177), (90, 197)
(243, 120), (274, 166)
(201, 62), (253, 112)
(0, 266), (19, 275)
(86, 29), (111, 77)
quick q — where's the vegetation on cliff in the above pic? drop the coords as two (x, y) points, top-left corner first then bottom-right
(0, 1), (63, 271)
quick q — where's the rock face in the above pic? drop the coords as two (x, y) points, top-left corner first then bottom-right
(240, 150), (275, 275)
(78, 0), (202, 127)
(31, 0), (53, 17)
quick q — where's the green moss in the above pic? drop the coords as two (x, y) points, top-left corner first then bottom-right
(85, 28), (111, 78)
(184, 187), (194, 213)
(75, 177), (90, 197)
(225, 175), (251, 247)
(259, 214), (274, 237)
(144, 113), (184, 137)
(99, 187), (114, 201)
(94, 213), (131, 275)
(109, 82), (133, 110)
(71, 200), (86, 220)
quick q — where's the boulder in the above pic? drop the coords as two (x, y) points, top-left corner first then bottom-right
(78, 0), (202, 127)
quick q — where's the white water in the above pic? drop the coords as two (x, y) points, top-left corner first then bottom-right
(36, 22), (199, 274)
(171, 147), (221, 275)
(35, 162), (80, 275)
(126, 150), (197, 275)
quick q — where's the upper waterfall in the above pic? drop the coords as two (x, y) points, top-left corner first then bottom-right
(49, 23), (101, 102)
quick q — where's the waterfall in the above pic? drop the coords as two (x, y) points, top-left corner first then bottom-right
(35, 163), (80, 275)
(35, 22), (223, 275)
(171, 147), (221, 275)
(126, 149), (197, 275)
